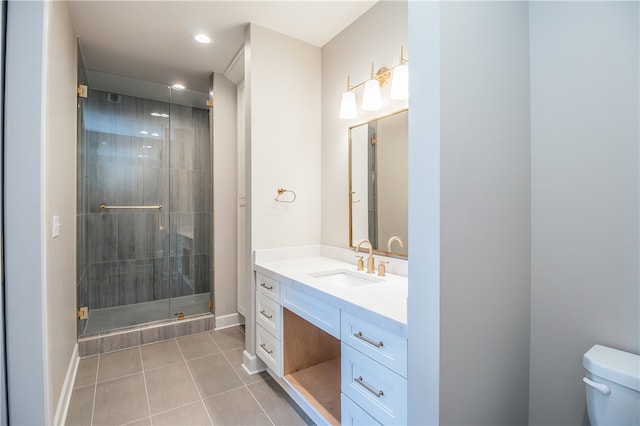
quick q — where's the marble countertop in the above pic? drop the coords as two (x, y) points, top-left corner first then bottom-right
(254, 245), (408, 337)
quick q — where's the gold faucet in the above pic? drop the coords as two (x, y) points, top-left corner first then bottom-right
(356, 239), (375, 273)
(387, 236), (404, 253)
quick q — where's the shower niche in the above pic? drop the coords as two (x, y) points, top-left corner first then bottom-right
(76, 69), (214, 337)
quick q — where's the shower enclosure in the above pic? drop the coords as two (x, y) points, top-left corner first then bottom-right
(76, 70), (213, 337)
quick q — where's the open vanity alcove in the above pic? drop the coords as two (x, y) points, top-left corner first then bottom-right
(253, 245), (408, 425)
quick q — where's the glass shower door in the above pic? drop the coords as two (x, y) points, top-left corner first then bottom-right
(77, 70), (213, 337)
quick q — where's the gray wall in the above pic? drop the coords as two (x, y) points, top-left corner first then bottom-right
(438, 2), (532, 424)
(408, 2), (532, 424)
(5, 0), (78, 423)
(5, 3), (48, 421)
(528, 2), (640, 425)
(407, 1), (441, 423)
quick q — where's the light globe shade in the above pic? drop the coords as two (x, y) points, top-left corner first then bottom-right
(390, 63), (409, 100)
(361, 79), (382, 111)
(339, 91), (357, 119)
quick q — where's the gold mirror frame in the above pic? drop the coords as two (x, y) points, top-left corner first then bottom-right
(348, 108), (408, 258)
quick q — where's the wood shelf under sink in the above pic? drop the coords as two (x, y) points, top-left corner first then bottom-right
(283, 309), (341, 425)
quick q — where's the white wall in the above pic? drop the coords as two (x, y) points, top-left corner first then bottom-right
(528, 2), (640, 425)
(243, 23), (321, 366)
(249, 24), (322, 250)
(44, 1), (79, 421)
(213, 73), (239, 318)
(408, 2), (532, 424)
(5, 0), (78, 423)
(321, 1), (408, 249)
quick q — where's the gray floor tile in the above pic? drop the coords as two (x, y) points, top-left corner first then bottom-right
(144, 362), (200, 415)
(209, 326), (245, 351)
(74, 356), (98, 388)
(140, 339), (183, 370)
(151, 401), (212, 425)
(249, 378), (311, 426)
(203, 387), (272, 426)
(65, 385), (94, 426)
(93, 373), (149, 426)
(223, 347), (269, 385)
(177, 332), (219, 360)
(97, 347), (142, 382)
(187, 353), (243, 398)
(123, 417), (152, 425)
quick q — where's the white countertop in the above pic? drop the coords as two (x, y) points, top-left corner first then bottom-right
(254, 245), (408, 337)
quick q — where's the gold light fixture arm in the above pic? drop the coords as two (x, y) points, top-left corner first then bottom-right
(344, 47), (409, 93)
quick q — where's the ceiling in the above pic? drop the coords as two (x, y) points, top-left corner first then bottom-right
(69, 1), (377, 94)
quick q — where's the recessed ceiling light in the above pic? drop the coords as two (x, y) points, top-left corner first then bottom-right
(172, 83), (186, 90)
(150, 112), (169, 118)
(151, 133), (160, 137)
(140, 130), (149, 135)
(194, 34), (212, 44)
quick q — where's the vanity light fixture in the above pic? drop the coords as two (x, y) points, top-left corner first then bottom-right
(339, 47), (409, 119)
(361, 64), (383, 111)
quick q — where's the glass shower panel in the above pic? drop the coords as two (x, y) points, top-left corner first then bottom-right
(167, 88), (213, 318)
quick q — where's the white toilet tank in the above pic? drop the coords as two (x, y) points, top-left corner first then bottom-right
(583, 344), (640, 426)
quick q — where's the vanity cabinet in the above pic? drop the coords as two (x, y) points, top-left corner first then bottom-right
(255, 272), (283, 376)
(253, 261), (407, 426)
(340, 312), (407, 425)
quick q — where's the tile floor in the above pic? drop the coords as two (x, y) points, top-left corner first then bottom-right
(66, 326), (312, 426)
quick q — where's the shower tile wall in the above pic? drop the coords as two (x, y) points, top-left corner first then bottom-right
(77, 88), (212, 334)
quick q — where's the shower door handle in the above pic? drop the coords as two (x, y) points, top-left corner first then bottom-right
(100, 204), (164, 230)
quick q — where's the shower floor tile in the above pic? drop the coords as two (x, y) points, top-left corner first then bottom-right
(84, 293), (211, 335)
(66, 326), (313, 426)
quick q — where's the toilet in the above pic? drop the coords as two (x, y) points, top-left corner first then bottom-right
(583, 344), (640, 426)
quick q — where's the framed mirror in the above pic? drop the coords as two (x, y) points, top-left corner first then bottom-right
(349, 109), (408, 257)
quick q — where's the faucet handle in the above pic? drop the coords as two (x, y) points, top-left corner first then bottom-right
(377, 260), (389, 277)
(354, 255), (364, 271)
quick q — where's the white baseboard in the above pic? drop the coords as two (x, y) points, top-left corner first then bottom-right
(242, 349), (266, 375)
(54, 343), (79, 426)
(214, 312), (244, 330)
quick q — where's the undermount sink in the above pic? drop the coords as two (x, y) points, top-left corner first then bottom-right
(309, 269), (384, 287)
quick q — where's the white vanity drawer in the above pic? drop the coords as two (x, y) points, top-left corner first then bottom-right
(341, 393), (381, 426)
(256, 272), (280, 301)
(256, 291), (281, 339)
(256, 324), (282, 377)
(281, 284), (340, 339)
(341, 311), (407, 377)
(341, 343), (407, 425)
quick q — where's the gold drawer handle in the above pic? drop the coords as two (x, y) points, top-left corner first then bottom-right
(355, 376), (384, 397)
(259, 282), (273, 290)
(354, 331), (384, 348)
(259, 343), (273, 355)
(259, 309), (273, 319)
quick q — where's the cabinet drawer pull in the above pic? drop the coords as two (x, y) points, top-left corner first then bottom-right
(354, 331), (384, 348)
(259, 343), (273, 355)
(259, 309), (273, 319)
(259, 282), (273, 290)
(355, 376), (384, 397)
